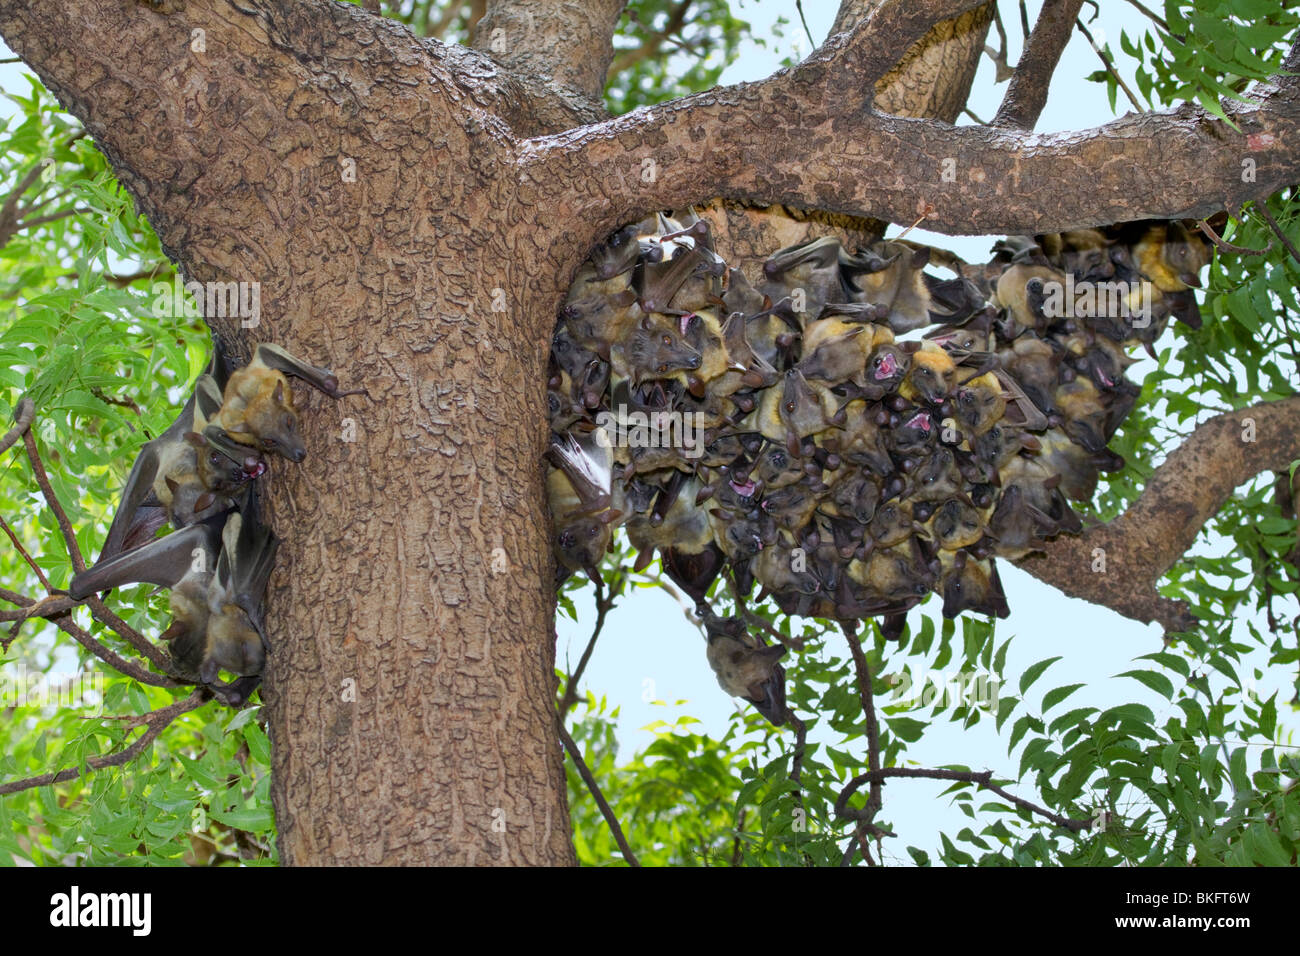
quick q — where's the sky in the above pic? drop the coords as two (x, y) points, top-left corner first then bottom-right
(1, 3), (1296, 864)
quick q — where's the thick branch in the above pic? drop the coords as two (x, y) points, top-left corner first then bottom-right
(527, 26), (1300, 238)
(471, 0), (625, 119)
(1015, 396), (1300, 632)
(992, 0), (1086, 130)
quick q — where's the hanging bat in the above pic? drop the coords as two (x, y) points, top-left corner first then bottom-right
(937, 550), (1009, 619)
(546, 433), (620, 584)
(760, 236), (851, 318)
(213, 343), (363, 462)
(611, 313), (702, 384)
(1132, 221), (1211, 293)
(97, 356), (260, 562)
(752, 367), (845, 455)
(994, 263), (1068, 337)
(845, 241), (934, 332)
(700, 607), (788, 726)
(182, 508), (279, 695)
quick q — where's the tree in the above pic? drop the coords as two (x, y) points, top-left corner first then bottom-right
(0, 0), (1297, 866)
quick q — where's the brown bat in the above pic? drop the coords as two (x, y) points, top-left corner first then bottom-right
(213, 343), (363, 462)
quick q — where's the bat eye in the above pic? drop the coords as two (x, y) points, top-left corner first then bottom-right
(588, 527), (599, 538)
(784, 401), (795, 412)
(662, 335), (672, 346)
(210, 454), (220, 466)
(657, 363), (668, 373)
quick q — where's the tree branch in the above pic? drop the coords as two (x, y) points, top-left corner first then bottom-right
(992, 0), (1085, 130)
(836, 766), (1093, 832)
(0, 690), (205, 796)
(557, 719), (640, 866)
(471, 0), (626, 116)
(526, 31), (1300, 239)
(1014, 396), (1300, 632)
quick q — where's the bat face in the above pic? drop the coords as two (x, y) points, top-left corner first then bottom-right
(930, 497), (985, 551)
(829, 473), (881, 525)
(865, 344), (909, 393)
(617, 314), (703, 382)
(555, 516), (613, 573)
(705, 632), (788, 726)
(953, 372), (1005, 436)
(939, 552), (1009, 619)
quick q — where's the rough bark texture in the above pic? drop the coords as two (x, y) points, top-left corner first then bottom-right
(2, 0), (1299, 865)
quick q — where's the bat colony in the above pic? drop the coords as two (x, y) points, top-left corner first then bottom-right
(65, 344), (360, 705)
(547, 212), (1212, 725)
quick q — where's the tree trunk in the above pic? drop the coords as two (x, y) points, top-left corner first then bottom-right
(0, 0), (580, 865)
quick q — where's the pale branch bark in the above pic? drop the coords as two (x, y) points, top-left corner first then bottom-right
(1015, 396), (1300, 632)
(812, 0), (991, 106)
(0, 691), (205, 796)
(992, 0), (1085, 130)
(833, 0), (995, 123)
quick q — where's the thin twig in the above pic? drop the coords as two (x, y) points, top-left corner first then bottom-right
(557, 573), (615, 720)
(1, 398), (35, 455)
(836, 767), (1094, 832)
(0, 691), (205, 795)
(557, 719), (640, 866)
(795, 0), (815, 49)
(730, 808), (746, 867)
(844, 626), (883, 822)
(22, 429), (84, 573)
(1197, 218), (1270, 256)
(1123, 0), (1169, 32)
(1255, 202), (1300, 265)
(0, 514), (50, 590)
(1076, 17), (1143, 112)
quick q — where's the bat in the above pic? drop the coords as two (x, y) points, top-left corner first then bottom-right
(97, 354), (254, 562)
(845, 241), (934, 332)
(187, 507), (279, 696)
(760, 236), (851, 318)
(700, 607), (788, 726)
(937, 550), (1009, 619)
(611, 313), (703, 385)
(546, 433), (620, 584)
(213, 343), (363, 462)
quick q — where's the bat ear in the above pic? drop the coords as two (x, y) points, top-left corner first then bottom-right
(639, 314), (653, 330)
(899, 340), (922, 354)
(184, 431), (207, 448)
(195, 491), (216, 512)
(909, 247), (931, 269)
(273, 381), (285, 404)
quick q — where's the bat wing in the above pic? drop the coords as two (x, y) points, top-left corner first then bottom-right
(99, 393), (197, 561)
(71, 519), (221, 600)
(252, 342), (350, 398)
(216, 509), (279, 646)
(993, 369), (1050, 431)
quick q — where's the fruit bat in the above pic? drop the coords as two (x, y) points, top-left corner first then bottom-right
(611, 313), (702, 384)
(845, 241), (934, 332)
(546, 433), (620, 583)
(213, 343), (362, 462)
(1133, 221), (1211, 293)
(700, 607), (788, 726)
(937, 550), (1009, 619)
(994, 264), (1068, 337)
(178, 508), (279, 695)
(760, 236), (851, 318)
(97, 356), (259, 562)
(752, 367), (845, 455)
